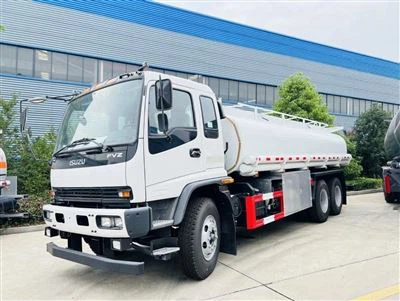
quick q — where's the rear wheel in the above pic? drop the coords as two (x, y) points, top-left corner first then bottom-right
(179, 197), (220, 280)
(329, 178), (343, 215)
(385, 193), (396, 203)
(309, 180), (330, 222)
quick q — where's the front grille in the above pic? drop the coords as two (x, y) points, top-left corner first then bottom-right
(54, 187), (129, 200)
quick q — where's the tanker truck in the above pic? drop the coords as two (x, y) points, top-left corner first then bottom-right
(34, 70), (351, 279)
(383, 110), (400, 203)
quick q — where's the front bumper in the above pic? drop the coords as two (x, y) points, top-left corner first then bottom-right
(43, 204), (151, 238)
(47, 242), (144, 274)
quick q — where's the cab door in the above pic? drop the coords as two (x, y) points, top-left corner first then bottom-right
(144, 82), (205, 201)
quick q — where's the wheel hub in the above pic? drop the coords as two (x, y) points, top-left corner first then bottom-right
(320, 189), (329, 213)
(201, 215), (218, 261)
(334, 185), (342, 207)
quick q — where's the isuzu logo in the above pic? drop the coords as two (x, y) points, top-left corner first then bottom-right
(107, 152), (123, 159)
(69, 159), (86, 166)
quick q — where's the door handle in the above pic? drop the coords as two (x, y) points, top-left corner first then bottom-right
(190, 148), (201, 158)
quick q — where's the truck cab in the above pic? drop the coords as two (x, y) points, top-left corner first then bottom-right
(44, 71), (233, 279)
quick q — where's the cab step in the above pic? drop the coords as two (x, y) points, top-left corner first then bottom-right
(152, 219), (174, 230)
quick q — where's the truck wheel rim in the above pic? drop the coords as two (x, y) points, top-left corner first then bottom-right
(334, 185), (342, 207)
(320, 189), (329, 213)
(201, 215), (218, 261)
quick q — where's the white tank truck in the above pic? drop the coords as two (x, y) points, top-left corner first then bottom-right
(383, 110), (400, 203)
(21, 68), (351, 279)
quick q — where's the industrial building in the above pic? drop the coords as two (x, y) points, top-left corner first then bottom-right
(1, 0), (399, 135)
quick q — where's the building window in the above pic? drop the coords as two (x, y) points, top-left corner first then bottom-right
(17, 47), (33, 77)
(327, 95), (334, 113)
(383, 103), (389, 113)
(347, 98), (353, 115)
(52, 52), (68, 81)
(219, 79), (229, 100)
(353, 99), (360, 116)
(67, 55), (83, 82)
(229, 80), (238, 101)
(239, 82), (248, 102)
(256, 84), (266, 105)
(365, 100), (371, 112)
(112, 62), (126, 77)
(34, 50), (51, 80)
(333, 95), (341, 113)
(99, 60), (112, 82)
(126, 64), (138, 73)
(359, 100), (366, 115)
(176, 72), (188, 79)
(266, 86), (274, 106)
(248, 83), (256, 102)
(273, 87), (279, 103)
(208, 77), (219, 97)
(83, 57), (98, 84)
(165, 70), (177, 76)
(340, 97), (347, 114)
(0, 44), (17, 74)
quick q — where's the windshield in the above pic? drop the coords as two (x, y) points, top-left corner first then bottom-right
(55, 79), (143, 152)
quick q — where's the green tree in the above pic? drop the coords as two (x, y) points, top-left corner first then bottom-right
(274, 73), (334, 125)
(342, 133), (363, 180)
(354, 105), (390, 178)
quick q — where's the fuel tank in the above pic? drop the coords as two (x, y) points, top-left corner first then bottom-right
(222, 105), (351, 176)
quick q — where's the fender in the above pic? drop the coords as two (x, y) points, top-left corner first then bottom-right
(173, 176), (237, 255)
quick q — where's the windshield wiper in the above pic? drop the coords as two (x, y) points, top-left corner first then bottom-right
(53, 138), (104, 157)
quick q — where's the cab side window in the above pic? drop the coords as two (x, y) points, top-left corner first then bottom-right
(200, 96), (218, 139)
(148, 86), (197, 154)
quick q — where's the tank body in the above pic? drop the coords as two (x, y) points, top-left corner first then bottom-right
(222, 106), (351, 176)
(384, 111), (400, 159)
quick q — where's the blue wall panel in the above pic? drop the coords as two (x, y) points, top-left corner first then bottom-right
(34, 0), (399, 79)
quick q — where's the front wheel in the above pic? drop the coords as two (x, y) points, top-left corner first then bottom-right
(179, 197), (220, 280)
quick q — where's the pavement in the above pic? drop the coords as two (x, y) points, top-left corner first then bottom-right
(1, 192), (399, 300)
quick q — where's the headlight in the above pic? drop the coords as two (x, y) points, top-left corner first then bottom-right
(100, 216), (112, 228)
(98, 216), (123, 229)
(43, 210), (52, 221)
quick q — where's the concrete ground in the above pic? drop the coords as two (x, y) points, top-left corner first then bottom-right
(1, 192), (399, 300)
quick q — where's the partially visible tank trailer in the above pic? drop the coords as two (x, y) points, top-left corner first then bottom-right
(383, 111), (400, 203)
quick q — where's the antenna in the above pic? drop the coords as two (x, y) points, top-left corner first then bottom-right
(138, 62), (149, 71)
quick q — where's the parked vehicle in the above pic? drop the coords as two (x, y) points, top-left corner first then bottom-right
(0, 148), (28, 222)
(383, 111), (400, 203)
(23, 69), (351, 279)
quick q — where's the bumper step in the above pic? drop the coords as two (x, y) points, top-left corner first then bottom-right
(47, 242), (144, 275)
(152, 219), (174, 230)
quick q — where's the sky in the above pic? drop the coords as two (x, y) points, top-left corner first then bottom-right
(156, 0), (400, 63)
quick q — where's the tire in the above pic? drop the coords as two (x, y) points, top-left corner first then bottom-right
(309, 179), (330, 223)
(179, 197), (220, 280)
(385, 193), (396, 203)
(329, 178), (343, 215)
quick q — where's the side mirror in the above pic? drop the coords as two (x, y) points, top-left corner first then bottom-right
(157, 113), (169, 133)
(20, 107), (28, 133)
(155, 79), (172, 110)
